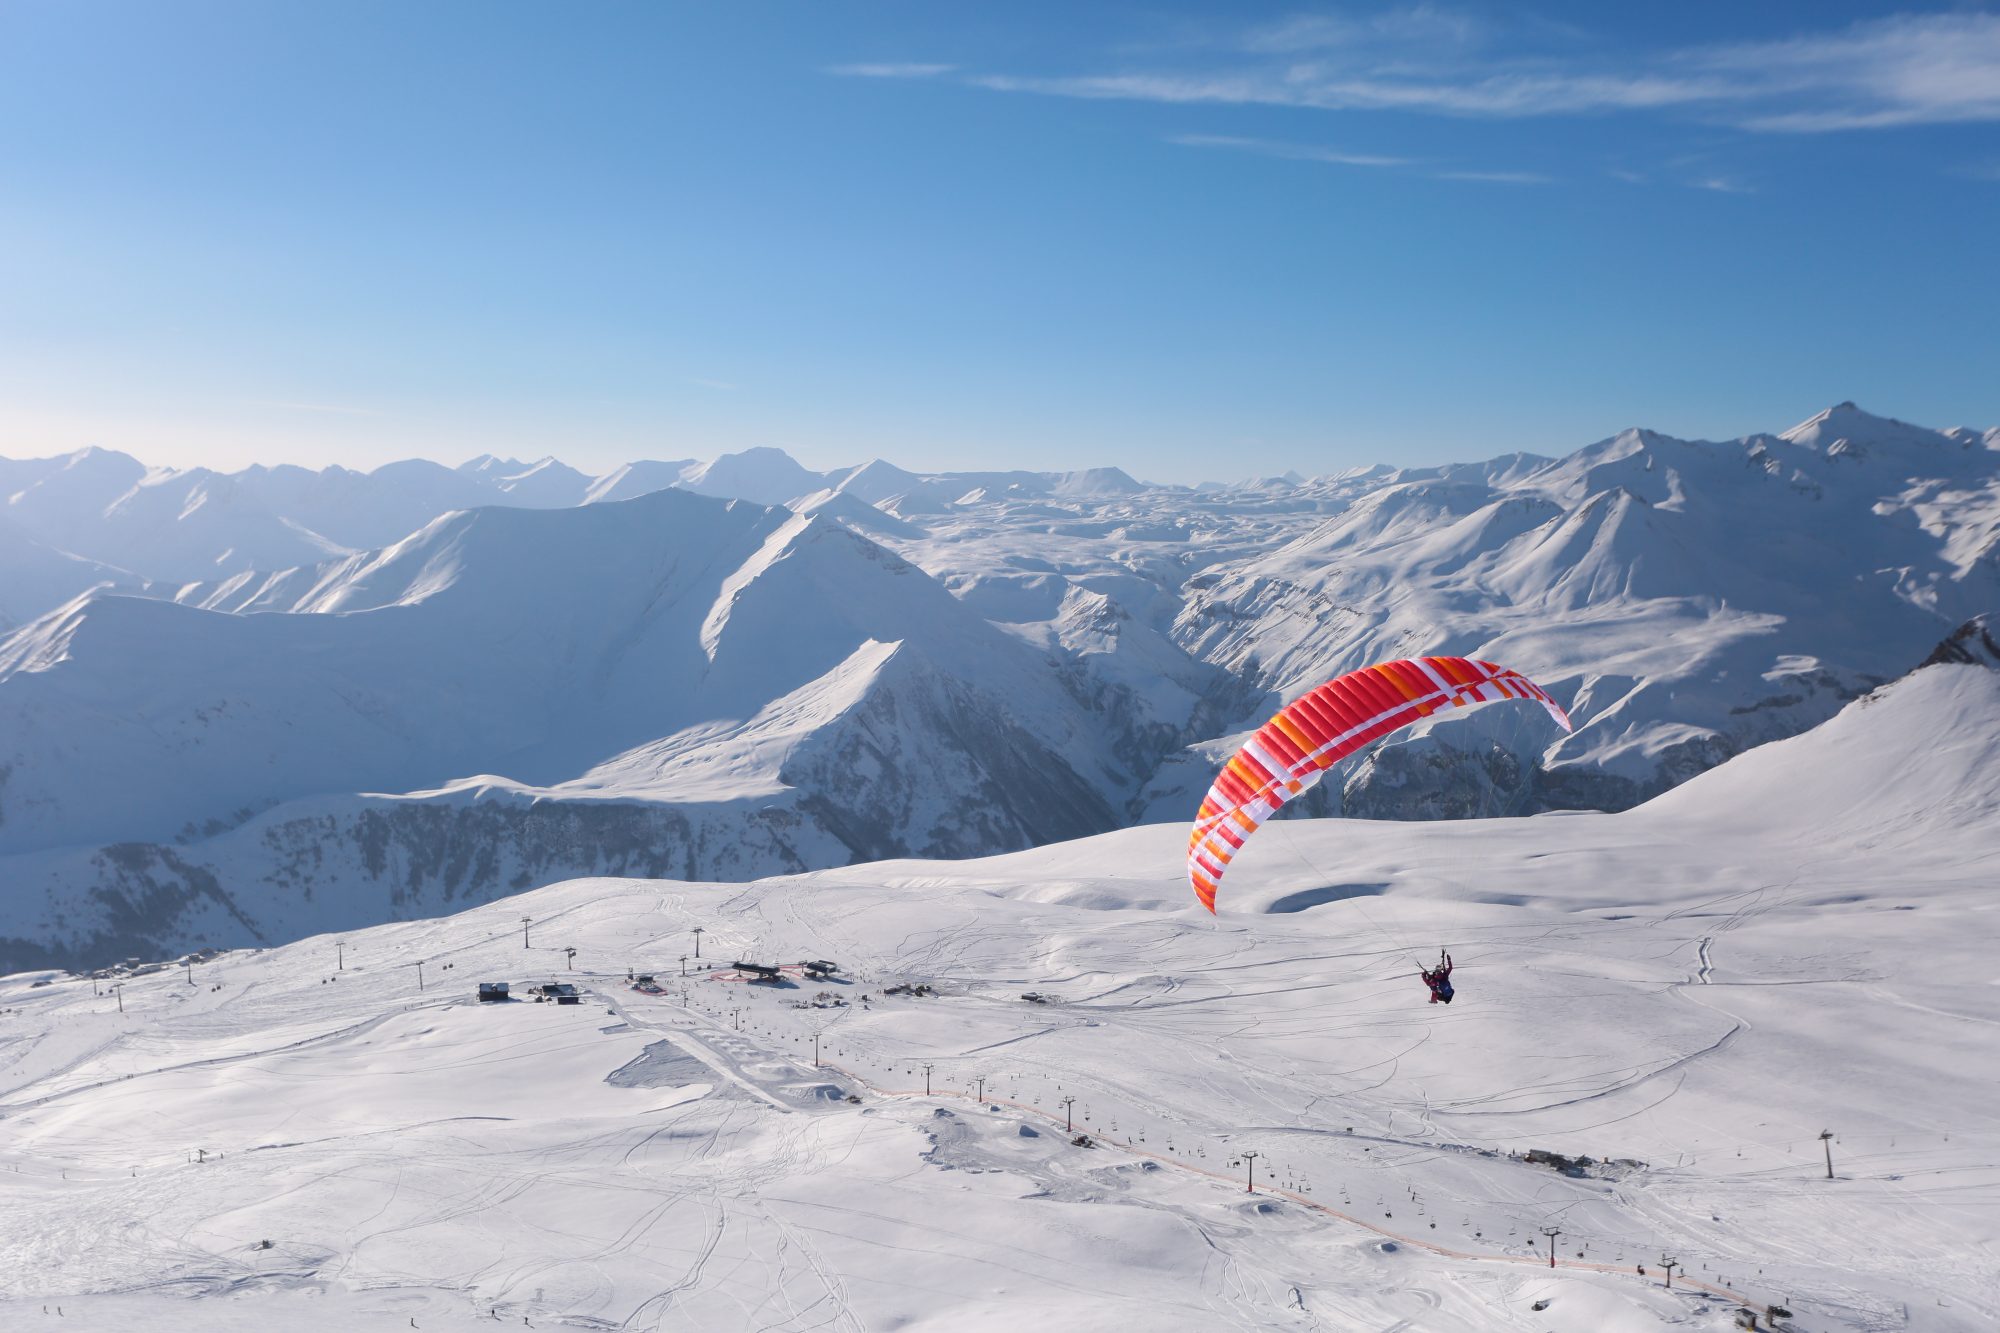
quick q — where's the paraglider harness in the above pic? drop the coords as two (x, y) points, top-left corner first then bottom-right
(1420, 951), (1454, 1005)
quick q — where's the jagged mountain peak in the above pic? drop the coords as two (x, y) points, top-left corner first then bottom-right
(790, 486), (920, 539)
(53, 444), (147, 472)
(485, 455), (591, 505)
(9, 444), (146, 498)
(495, 455), (571, 481)
(1922, 614), (2000, 671)
(1778, 401), (1948, 452)
(456, 453), (531, 475)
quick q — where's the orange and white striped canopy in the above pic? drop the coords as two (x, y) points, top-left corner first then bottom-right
(1188, 656), (1571, 912)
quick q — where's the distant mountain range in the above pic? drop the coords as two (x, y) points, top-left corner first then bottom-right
(2, 403), (1995, 969)
(0, 444), (1150, 618)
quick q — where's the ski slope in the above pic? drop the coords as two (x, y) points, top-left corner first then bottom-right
(1, 662), (1993, 1331)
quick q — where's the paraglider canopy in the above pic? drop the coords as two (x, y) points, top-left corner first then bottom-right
(1187, 656), (1570, 912)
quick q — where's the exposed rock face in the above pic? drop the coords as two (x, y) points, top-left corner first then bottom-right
(1923, 615), (2000, 670)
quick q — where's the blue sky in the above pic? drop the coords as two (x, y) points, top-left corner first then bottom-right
(1, 1), (1995, 481)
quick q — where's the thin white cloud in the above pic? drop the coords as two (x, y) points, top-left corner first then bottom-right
(1689, 175), (1756, 194)
(1240, 5), (1488, 55)
(827, 62), (956, 80)
(970, 68), (1728, 117)
(947, 9), (2000, 133)
(1169, 132), (1553, 187)
(1167, 133), (1408, 169)
(1432, 169), (1552, 184)
(1694, 12), (2000, 132)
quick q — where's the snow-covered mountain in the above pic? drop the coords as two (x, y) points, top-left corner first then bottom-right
(0, 487), (1241, 969)
(2, 403), (1996, 968)
(455, 453), (594, 507)
(2, 648), (1993, 1331)
(1161, 403), (2000, 818)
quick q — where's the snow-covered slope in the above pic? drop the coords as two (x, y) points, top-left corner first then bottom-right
(1, 656), (1992, 1331)
(0, 513), (138, 633)
(0, 488), (1209, 968)
(581, 457), (697, 504)
(2, 445), (147, 537)
(1167, 404), (2000, 817)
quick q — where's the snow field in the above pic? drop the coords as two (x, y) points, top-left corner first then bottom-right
(3, 664), (1997, 1329)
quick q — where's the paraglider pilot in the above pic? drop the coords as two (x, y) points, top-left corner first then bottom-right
(1420, 951), (1453, 1005)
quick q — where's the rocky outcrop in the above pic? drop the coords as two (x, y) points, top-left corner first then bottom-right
(1922, 614), (2000, 670)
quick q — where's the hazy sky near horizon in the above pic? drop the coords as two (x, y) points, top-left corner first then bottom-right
(2, 1), (1996, 482)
